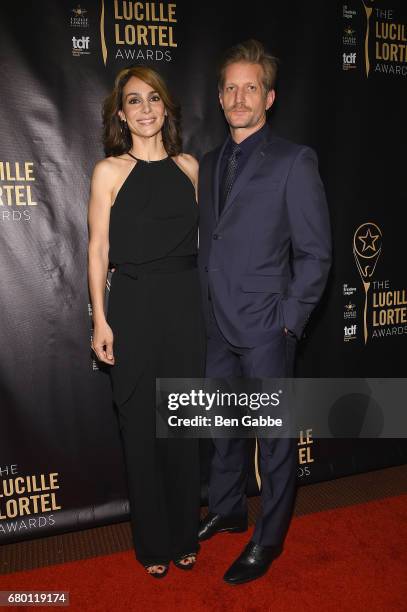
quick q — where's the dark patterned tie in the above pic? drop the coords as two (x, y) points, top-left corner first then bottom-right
(219, 143), (241, 215)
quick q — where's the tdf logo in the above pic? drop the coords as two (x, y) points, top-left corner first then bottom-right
(72, 36), (90, 50)
(343, 52), (356, 65)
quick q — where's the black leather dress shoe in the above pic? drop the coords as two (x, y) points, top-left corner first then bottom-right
(223, 540), (282, 585)
(198, 512), (248, 541)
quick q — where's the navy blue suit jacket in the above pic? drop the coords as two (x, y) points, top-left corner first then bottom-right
(198, 125), (332, 346)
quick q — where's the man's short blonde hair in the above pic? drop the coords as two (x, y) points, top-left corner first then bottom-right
(218, 39), (279, 94)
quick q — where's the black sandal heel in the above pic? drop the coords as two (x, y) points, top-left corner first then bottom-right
(144, 563), (169, 578)
(173, 552), (197, 570)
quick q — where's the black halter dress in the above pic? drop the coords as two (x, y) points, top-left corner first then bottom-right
(106, 154), (206, 566)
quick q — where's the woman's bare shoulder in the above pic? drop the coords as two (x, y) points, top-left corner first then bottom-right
(93, 155), (124, 174)
(173, 153), (199, 184)
(174, 153), (199, 172)
(91, 156), (129, 185)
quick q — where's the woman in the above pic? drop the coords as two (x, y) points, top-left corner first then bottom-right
(87, 66), (206, 578)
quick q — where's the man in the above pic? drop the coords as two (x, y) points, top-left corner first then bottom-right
(197, 39), (332, 585)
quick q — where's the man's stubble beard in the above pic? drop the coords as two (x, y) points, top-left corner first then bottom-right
(225, 111), (254, 130)
(224, 106), (266, 130)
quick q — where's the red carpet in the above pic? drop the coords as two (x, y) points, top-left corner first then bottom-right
(1, 495), (406, 612)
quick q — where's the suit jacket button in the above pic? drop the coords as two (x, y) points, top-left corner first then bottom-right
(204, 266), (208, 272)
(213, 234), (218, 240)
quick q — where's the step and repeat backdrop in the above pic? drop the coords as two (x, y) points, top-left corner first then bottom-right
(1, 0), (406, 543)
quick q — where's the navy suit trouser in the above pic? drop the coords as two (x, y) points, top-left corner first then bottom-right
(205, 301), (298, 548)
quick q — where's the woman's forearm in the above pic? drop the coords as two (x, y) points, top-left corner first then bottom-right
(88, 244), (109, 325)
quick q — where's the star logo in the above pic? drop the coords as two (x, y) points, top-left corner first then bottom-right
(353, 221), (382, 344)
(358, 227), (380, 253)
(72, 5), (87, 17)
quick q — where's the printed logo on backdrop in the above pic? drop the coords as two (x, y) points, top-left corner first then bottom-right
(343, 283), (357, 296)
(343, 3), (358, 69)
(343, 25), (357, 45)
(363, 1), (407, 77)
(344, 301), (357, 319)
(0, 162), (37, 223)
(70, 5), (89, 27)
(298, 429), (314, 478)
(342, 1), (407, 77)
(100, 0), (177, 65)
(353, 222), (382, 343)
(0, 465), (62, 536)
(70, 4), (91, 56)
(344, 323), (357, 342)
(343, 51), (357, 70)
(72, 35), (91, 56)
(350, 222), (407, 344)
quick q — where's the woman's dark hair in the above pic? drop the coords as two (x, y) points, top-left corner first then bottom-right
(102, 65), (182, 157)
